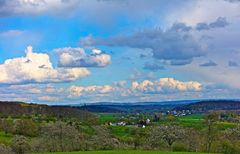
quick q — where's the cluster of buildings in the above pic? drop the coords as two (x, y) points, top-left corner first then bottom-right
(106, 109), (193, 128)
(108, 118), (151, 128)
(165, 109), (192, 116)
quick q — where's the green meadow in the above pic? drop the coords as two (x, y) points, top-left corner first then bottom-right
(0, 131), (13, 144)
(34, 150), (210, 154)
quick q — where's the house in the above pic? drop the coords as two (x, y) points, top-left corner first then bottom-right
(146, 118), (151, 124)
(117, 121), (126, 126)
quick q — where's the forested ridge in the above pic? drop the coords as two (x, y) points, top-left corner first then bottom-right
(0, 101), (95, 121)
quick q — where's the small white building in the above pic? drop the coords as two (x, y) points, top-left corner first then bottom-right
(146, 118), (151, 124)
(117, 121), (126, 126)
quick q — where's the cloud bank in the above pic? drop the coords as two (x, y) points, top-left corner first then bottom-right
(195, 17), (229, 31)
(131, 78), (202, 94)
(143, 63), (165, 71)
(69, 78), (202, 99)
(199, 60), (218, 67)
(80, 27), (206, 65)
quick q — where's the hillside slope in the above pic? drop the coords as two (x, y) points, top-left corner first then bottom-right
(0, 101), (95, 121)
(173, 100), (240, 113)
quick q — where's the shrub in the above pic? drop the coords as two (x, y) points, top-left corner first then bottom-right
(14, 119), (38, 137)
(173, 143), (187, 152)
(222, 141), (240, 154)
(0, 144), (14, 154)
(11, 135), (30, 154)
(0, 118), (14, 134)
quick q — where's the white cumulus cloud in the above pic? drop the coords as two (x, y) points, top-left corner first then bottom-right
(69, 85), (113, 97)
(0, 46), (90, 84)
(131, 78), (202, 93)
(38, 96), (59, 101)
(68, 78), (202, 100)
(56, 47), (111, 68)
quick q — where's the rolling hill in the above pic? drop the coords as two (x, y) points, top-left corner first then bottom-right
(173, 100), (240, 113)
(78, 100), (240, 113)
(0, 101), (95, 121)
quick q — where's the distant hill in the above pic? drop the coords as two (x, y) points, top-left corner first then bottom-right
(0, 101), (95, 121)
(78, 100), (240, 113)
(2, 100), (238, 116)
(173, 100), (240, 113)
(78, 103), (184, 113)
(72, 100), (199, 106)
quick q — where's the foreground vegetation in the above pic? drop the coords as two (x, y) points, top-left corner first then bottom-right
(34, 150), (211, 154)
(0, 102), (240, 154)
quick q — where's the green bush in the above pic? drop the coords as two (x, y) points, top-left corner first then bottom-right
(172, 143), (187, 152)
(222, 141), (240, 154)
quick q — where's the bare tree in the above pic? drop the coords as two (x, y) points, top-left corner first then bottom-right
(0, 144), (14, 154)
(221, 125), (240, 153)
(35, 121), (83, 152)
(87, 126), (121, 150)
(204, 112), (219, 153)
(0, 118), (14, 134)
(130, 128), (148, 150)
(184, 128), (200, 152)
(150, 125), (186, 151)
(14, 119), (38, 137)
(11, 135), (30, 154)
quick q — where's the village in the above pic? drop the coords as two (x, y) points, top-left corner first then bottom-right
(106, 109), (193, 128)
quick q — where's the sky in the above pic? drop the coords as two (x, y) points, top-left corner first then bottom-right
(0, 0), (240, 104)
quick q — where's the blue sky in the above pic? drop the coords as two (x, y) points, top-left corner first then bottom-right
(0, 0), (240, 104)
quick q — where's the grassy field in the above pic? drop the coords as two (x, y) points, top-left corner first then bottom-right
(0, 131), (13, 144)
(34, 150), (210, 154)
(176, 114), (205, 129)
(99, 113), (236, 131)
(178, 114), (204, 122)
(98, 113), (120, 123)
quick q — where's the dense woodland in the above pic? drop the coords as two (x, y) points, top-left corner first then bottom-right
(78, 100), (240, 113)
(174, 100), (240, 113)
(0, 101), (239, 154)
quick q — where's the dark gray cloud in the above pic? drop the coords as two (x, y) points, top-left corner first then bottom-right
(228, 61), (238, 67)
(159, 59), (193, 66)
(169, 59), (193, 65)
(169, 22), (192, 32)
(0, 0), (17, 17)
(143, 63), (165, 71)
(224, 0), (240, 3)
(0, 0), (79, 17)
(196, 23), (210, 31)
(199, 60), (218, 67)
(0, 0), (185, 21)
(80, 17), (230, 65)
(169, 17), (230, 31)
(196, 17), (229, 31)
(139, 51), (152, 59)
(80, 28), (206, 65)
(139, 54), (148, 59)
(209, 17), (229, 28)
(169, 17), (229, 32)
